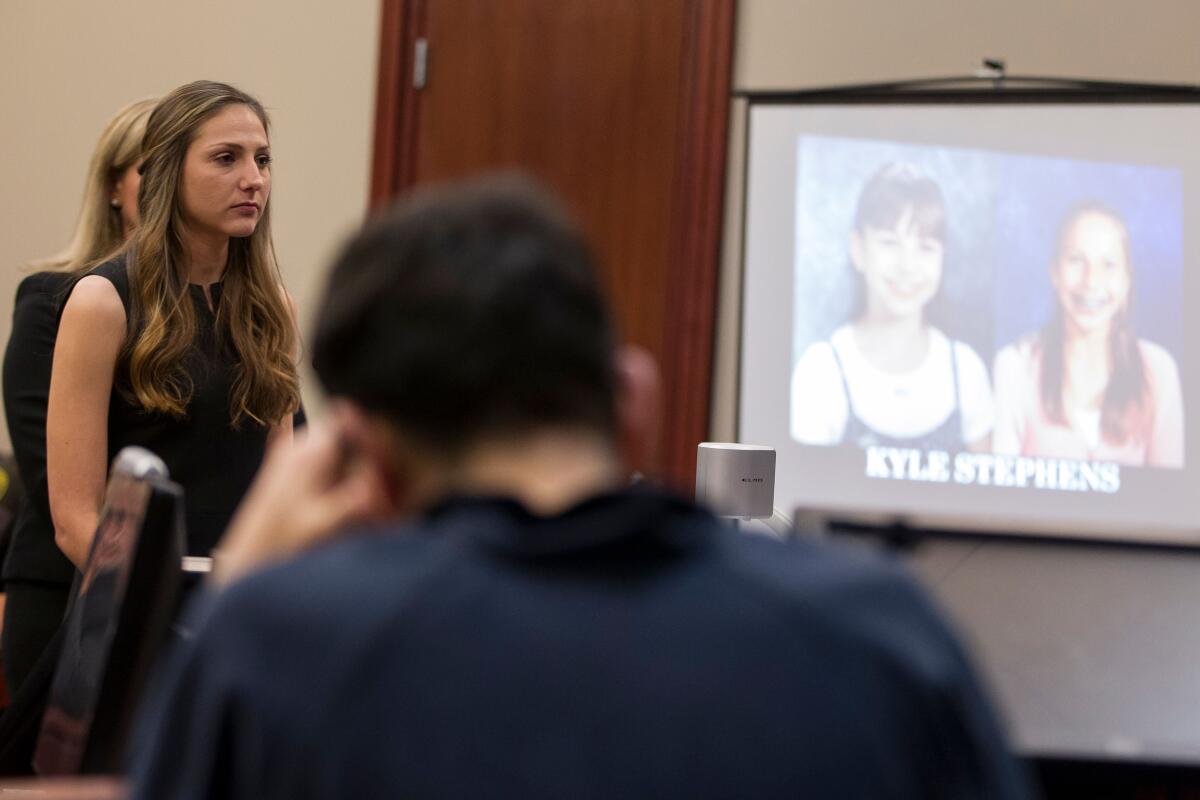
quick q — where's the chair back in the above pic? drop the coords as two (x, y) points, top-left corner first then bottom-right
(33, 447), (184, 775)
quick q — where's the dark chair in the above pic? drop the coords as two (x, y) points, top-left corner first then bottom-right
(31, 448), (185, 776)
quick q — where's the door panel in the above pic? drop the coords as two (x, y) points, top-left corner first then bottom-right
(371, 0), (733, 487)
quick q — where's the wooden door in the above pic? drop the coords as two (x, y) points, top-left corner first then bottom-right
(371, 0), (734, 489)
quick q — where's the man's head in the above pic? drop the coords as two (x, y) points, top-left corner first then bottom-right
(312, 176), (646, 479)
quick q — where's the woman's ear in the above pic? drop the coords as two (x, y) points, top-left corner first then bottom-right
(614, 345), (661, 478)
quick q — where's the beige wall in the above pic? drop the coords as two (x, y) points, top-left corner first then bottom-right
(0, 0), (381, 448)
(735, 0), (1200, 90)
(712, 0), (1200, 439)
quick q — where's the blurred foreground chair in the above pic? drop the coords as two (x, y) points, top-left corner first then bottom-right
(0, 448), (184, 776)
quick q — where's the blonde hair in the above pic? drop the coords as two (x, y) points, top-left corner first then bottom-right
(121, 80), (299, 427)
(33, 98), (156, 272)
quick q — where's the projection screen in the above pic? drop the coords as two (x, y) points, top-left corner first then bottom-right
(740, 94), (1200, 545)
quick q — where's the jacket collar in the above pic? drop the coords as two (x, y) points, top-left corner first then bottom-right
(426, 486), (711, 559)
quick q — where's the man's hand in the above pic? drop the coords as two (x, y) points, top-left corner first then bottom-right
(210, 411), (390, 587)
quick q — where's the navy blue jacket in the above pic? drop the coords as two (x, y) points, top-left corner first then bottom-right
(130, 488), (1031, 799)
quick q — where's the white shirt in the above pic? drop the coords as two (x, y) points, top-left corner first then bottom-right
(790, 325), (994, 447)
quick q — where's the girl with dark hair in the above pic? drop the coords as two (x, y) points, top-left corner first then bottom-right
(993, 206), (1183, 466)
(790, 162), (994, 451)
(47, 81), (300, 569)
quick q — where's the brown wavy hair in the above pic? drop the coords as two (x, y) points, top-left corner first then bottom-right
(1039, 204), (1149, 446)
(122, 80), (299, 427)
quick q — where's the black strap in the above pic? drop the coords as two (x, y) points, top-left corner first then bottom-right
(828, 339), (857, 418)
(948, 339), (964, 440)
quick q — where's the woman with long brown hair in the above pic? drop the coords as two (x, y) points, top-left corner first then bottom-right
(993, 205), (1183, 466)
(2, 98), (155, 693)
(47, 81), (299, 570)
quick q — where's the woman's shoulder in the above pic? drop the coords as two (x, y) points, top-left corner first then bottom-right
(60, 273), (126, 330)
(827, 324), (854, 350)
(12, 272), (72, 323)
(65, 273), (124, 306)
(792, 336), (842, 387)
(74, 255), (131, 313)
(87, 254), (129, 284)
(7, 273), (73, 358)
(796, 334), (840, 370)
(16, 270), (73, 299)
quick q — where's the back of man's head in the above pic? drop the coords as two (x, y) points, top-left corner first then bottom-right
(312, 175), (619, 456)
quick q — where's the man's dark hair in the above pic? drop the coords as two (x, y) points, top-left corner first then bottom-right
(312, 175), (619, 456)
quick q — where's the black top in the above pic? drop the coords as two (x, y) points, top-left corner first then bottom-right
(3, 271), (75, 586)
(130, 488), (1032, 799)
(78, 258), (268, 556)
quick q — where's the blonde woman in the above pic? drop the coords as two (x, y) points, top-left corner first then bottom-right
(1, 98), (155, 693)
(47, 81), (299, 575)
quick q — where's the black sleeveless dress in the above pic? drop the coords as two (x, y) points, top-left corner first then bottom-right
(2, 271), (77, 692)
(88, 257), (269, 556)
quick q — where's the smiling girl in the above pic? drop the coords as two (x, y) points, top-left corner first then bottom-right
(46, 81), (300, 568)
(790, 162), (994, 451)
(992, 205), (1183, 466)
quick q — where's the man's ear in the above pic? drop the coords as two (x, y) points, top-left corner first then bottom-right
(331, 402), (410, 515)
(614, 345), (661, 478)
